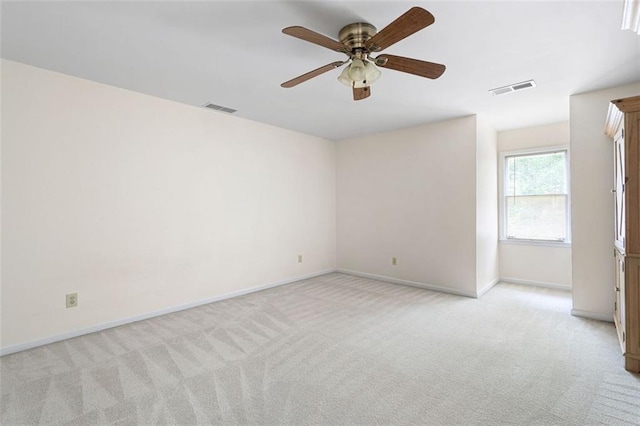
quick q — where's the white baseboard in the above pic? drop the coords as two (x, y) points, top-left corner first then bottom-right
(336, 268), (478, 298)
(500, 277), (571, 291)
(571, 309), (614, 323)
(477, 278), (500, 298)
(0, 269), (336, 357)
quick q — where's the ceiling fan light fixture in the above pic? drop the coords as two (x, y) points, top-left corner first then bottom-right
(337, 59), (381, 87)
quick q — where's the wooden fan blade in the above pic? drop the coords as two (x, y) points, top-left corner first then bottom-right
(365, 7), (435, 52)
(375, 55), (445, 79)
(353, 86), (371, 101)
(283, 26), (348, 53)
(281, 61), (346, 88)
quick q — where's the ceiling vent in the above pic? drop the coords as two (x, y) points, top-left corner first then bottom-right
(489, 79), (536, 96)
(202, 102), (237, 113)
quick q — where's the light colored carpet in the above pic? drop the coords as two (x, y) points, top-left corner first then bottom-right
(1, 272), (639, 425)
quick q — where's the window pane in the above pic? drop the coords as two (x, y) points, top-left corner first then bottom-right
(506, 152), (566, 196)
(506, 194), (567, 240)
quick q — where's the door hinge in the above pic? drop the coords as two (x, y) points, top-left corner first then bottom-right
(623, 331), (626, 342)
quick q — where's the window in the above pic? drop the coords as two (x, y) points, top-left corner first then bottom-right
(500, 147), (570, 244)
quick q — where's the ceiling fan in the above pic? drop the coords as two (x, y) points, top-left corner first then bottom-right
(280, 7), (446, 101)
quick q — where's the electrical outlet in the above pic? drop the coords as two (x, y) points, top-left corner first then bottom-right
(298, 254), (303, 263)
(392, 257), (398, 266)
(66, 293), (78, 308)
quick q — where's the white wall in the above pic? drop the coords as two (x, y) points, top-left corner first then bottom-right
(497, 122), (572, 288)
(499, 122), (569, 152)
(336, 116), (479, 297)
(1, 60), (336, 350)
(570, 82), (640, 320)
(476, 119), (499, 294)
(500, 244), (572, 288)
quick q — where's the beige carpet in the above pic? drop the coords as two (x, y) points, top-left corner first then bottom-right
(1, 272), (639, 425)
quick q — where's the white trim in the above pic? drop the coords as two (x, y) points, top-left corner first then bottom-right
(604, 102), (624, 138)
(336, 268), (478, 298)
(571, 309), (614, 323)
(500, 277), (571, 291)
(499, 239), (572, 248)
(477, 278), (500, 298)
(0, 269), (336, 356)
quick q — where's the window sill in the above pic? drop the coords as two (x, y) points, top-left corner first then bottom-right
(499, 239), (572, 248)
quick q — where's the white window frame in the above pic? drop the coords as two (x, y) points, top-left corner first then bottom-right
(499, 145), (571, 247)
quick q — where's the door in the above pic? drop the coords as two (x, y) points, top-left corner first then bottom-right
(614, 249), (626, 353)
(614, 127), (626, 252)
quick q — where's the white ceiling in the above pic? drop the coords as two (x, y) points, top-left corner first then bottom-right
(2, 1), (639, 140)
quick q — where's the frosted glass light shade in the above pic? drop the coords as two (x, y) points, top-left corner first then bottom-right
(364, 61), (381, 84)
(348, 59), (366, 81)
(338, 66), (352, 86)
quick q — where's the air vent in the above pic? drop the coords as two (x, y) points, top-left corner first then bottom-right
(489, 79), (536, 96)
(202, 102), (237, 113)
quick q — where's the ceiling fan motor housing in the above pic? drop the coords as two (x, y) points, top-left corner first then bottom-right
(338, 23), (377, 52)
